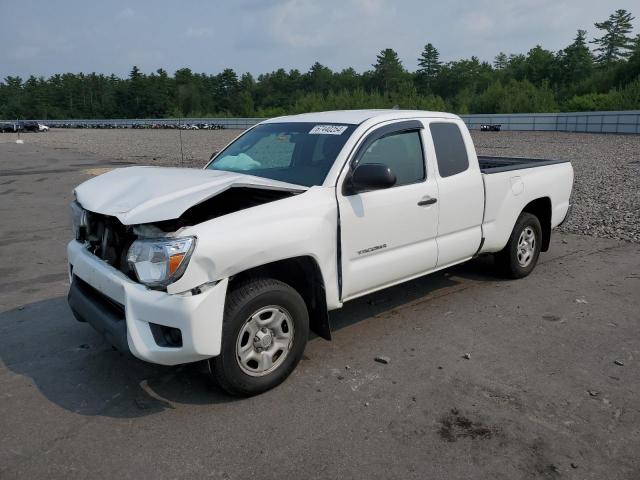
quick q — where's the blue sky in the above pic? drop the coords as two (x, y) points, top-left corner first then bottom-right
(1, 0), (638, 79)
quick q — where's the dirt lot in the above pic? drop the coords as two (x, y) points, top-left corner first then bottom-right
(0, 131), (639, 479)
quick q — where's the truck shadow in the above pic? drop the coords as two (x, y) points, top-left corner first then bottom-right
(0, 297), (226, 418)
(0, 256), (501, 419)
(329, 255), (502, 333)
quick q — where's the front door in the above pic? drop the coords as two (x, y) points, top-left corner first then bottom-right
(337, 121), (439, 300)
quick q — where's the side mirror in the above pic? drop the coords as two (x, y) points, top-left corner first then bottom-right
(347, 163), (396, 194)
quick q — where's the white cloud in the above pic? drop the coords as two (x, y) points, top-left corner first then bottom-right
(461, 12), (495, 35)
(185, 27), (213, 38)
(1, 0), (639, 78)
(264, 0), (396, 51)
(268, 2), (329, 48)
(118, 7), (135, 19)
(354, 0), (386, 14)
(5, 45), (41, 61)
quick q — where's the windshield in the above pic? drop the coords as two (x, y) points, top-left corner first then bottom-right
(207, 122), (357, 187)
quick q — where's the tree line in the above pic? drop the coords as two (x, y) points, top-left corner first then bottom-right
(1, 8), (639, 120)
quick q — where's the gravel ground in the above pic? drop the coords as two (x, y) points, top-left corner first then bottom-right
(0, 128), (240, 168)
(474, 132), (640, 243)
(2, 128), (638, 242)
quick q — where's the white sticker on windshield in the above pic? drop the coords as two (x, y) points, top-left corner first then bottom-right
(309, 125), (349, 135)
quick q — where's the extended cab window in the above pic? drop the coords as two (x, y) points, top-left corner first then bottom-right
(357, 130), (425, 186)
(430, 122), (469, 177)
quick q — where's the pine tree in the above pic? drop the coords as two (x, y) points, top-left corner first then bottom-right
(591, 9), (635, 64)
(417, 43), (441, 93)
(616, 34), (640, 85)
(216, 68), (238, 113)
(305, 62), (333, 93)
(493, 52), (508, 70)
(559, 30), (593, 86)
(524, 45), (556, 86)
(127, 66), (146, 117)
(373, 48), (405, 94)
(629, 33), (640, 61)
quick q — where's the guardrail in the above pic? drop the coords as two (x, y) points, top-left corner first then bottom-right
(3, 111), (640, 133)
(461, 111), (640, 134)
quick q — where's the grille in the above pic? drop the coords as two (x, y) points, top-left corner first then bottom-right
(79, 211), (136, 277)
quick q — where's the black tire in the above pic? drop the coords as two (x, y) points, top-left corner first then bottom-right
(494, 212), (542, 279)
(210, 278), (309, 396)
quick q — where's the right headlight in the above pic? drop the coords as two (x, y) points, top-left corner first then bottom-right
(70, 201), (87, 240)
(127, 236), (196, 288)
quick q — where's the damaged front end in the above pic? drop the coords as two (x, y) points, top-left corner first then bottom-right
(67, 167), (309, 363)
(70, 185), (299, 290)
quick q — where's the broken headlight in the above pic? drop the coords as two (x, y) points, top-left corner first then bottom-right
(127, 236), (196, 288)
(70, 201), (87, 240)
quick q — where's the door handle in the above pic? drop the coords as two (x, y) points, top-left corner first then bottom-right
(418, 196), (438, 206)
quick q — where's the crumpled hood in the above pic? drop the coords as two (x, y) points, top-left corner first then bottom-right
(74, 166), (306, 225)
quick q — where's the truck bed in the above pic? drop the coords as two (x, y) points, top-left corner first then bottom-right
(479, 156), (569, 174)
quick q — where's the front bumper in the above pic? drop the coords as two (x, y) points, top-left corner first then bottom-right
(67, 240), (228, 365)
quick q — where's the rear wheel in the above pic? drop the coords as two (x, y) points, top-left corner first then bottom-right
(211, 278), (308, 396)
(494, 212), (542, 279)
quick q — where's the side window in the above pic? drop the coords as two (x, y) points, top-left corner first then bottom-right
(357, 130), (425, 186)
(429, 122), (469, 177)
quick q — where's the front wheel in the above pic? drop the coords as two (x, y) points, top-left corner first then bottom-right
(494, 212), (542, 279)
(211, 278), (309, 396)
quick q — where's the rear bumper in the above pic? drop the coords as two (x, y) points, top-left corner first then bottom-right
(67, 240), (229, 365)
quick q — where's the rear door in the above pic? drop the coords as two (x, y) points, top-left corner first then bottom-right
(425, 120), (484, 266)
(337, 120), (439, 300)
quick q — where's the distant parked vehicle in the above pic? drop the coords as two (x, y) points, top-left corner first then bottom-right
(480, 124), (502, 132)
(6, 119), (229, 130)
(0, 122), (17, 133)
(200, 123), (225, 130)
(21, 121), (40, 132)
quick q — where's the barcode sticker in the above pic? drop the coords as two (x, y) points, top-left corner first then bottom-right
(309, 125), (349, 135)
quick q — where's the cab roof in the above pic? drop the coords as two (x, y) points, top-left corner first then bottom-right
(261, 109), (459, 126)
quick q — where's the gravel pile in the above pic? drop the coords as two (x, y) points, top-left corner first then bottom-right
(2, 128), (638, 242)
(473, 131), (640, 243)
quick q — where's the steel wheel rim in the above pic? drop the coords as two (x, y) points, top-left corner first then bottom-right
(516, 226), (536, 267)
(236, 305), (295, 377)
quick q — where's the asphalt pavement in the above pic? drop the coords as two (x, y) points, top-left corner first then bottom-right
(1, 140), (639, 479)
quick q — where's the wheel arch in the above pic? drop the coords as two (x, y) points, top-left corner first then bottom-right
(228, 256), (331, 340)
(522, 197), (551, 252)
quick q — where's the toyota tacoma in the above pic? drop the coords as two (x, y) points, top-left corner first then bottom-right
(67, 110), (573, 395)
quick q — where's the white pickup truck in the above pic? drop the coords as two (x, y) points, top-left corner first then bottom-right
(67, 110), (573, 395)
